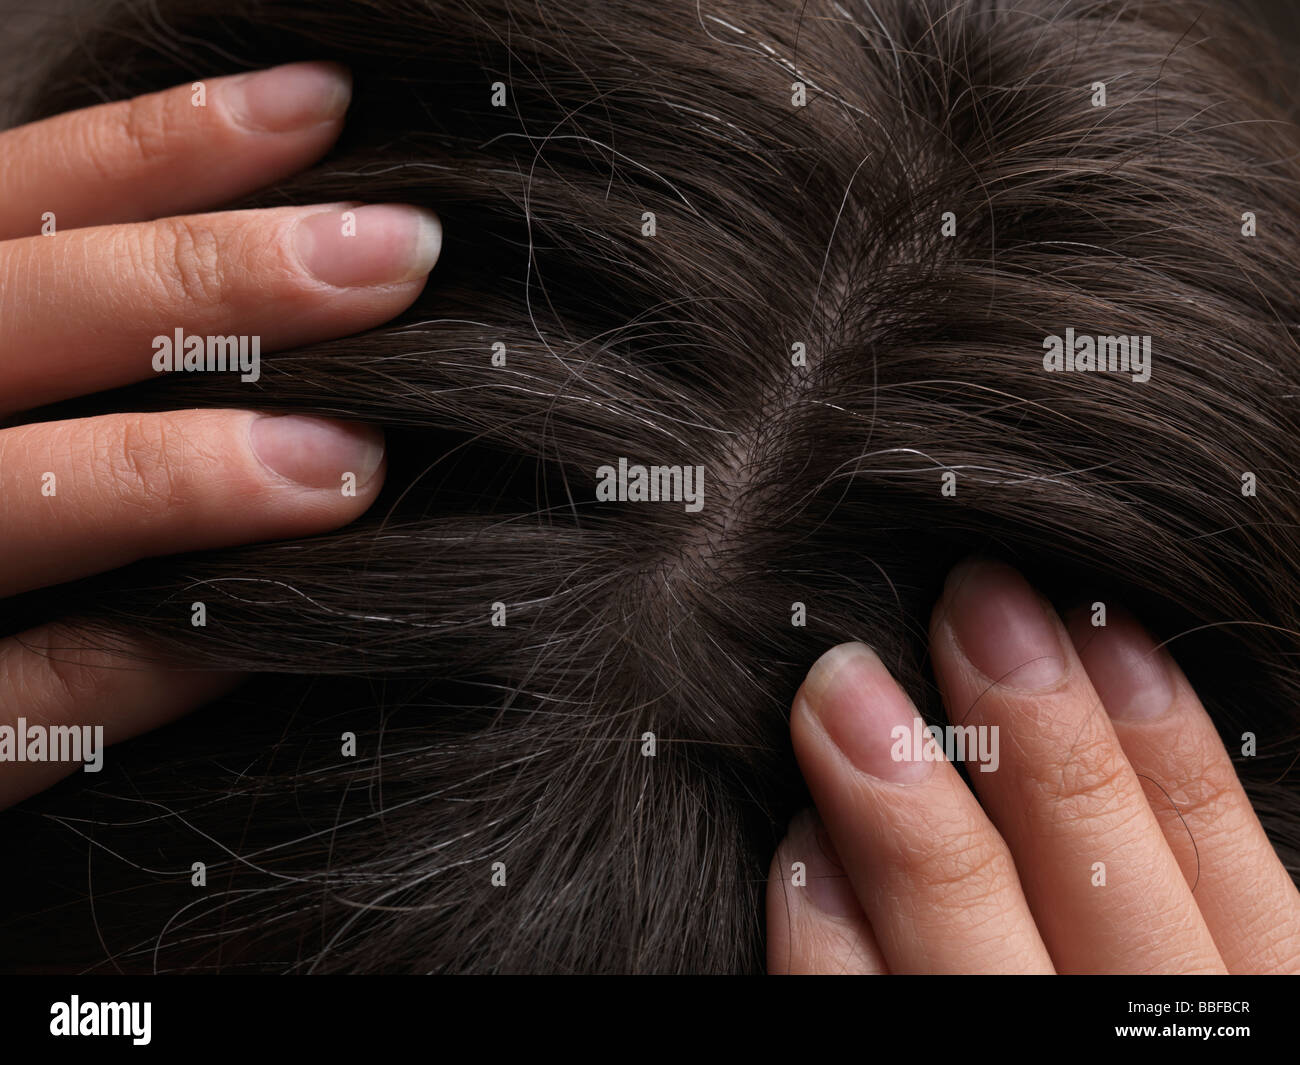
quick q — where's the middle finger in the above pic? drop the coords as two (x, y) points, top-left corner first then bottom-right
(0, 202), (441, 412)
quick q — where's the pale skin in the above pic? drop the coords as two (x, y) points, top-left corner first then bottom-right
(5, 70), (1297, 976)
(768, 558), (1300, 974)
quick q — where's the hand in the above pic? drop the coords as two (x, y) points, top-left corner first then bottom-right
(0, 62), (441, 807)
(767, 558), (1300, 973)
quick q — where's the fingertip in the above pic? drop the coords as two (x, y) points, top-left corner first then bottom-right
(794, 641), (933, 785)
(248, 413), (385, 493)
(936, 557), (1067, 691)
(1064, 603), (1176, 722)
(291, 203), (442, 288)
(220, 61), (352, 134)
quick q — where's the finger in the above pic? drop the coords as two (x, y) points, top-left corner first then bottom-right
(0, 409), (385, 596)
(789, 642), (1055, 974)
(0, 203), (441, 413)
(0, 62), (351, 239)
(929, 559), (1226, 974)
(0, 623), (243, 809)
(766, 808), (887, 974)
(1066, 606), (1300, 973)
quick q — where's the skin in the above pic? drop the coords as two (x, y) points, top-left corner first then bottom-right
(0, 62), (441, 808)
(767, 558), (1300, 974)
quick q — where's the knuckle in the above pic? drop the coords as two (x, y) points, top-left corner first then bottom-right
(40, 647), (105, 712)
(906, 828), (1014, 899)
(145, 216), (226, 307)
(99, 415), (188, 511)
(1164, 771), (1236, 827)
(1156, 743), (1241, 824)
(12, 628), (106, 714)
(1027, 732), (1131, 819)
(116, 91), (180, 167)
(109, 91), (179, 171)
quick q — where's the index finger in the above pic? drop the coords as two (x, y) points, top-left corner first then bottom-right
(789, 642), (1055, 973)
(0, 62), (351, 239)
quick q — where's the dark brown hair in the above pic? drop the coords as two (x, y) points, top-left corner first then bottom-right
(2, 0), (1300, 973)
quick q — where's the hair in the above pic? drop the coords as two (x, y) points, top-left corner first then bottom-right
(1, 0), (1299, 974)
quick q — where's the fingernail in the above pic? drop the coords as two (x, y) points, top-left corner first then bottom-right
(250, 414), (384, 490)
(944, 559), (1065, 690)
(1066, 606), (1175, 720)
(292, 204), (442, 287)
(797, 642), (933, 784)
(223, 62), (351, 132)
(786, 809), (861, 919)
